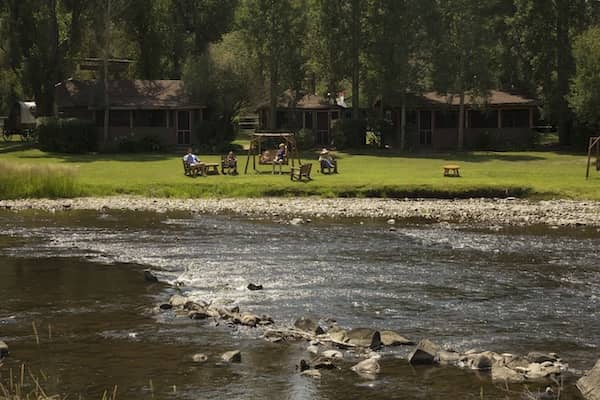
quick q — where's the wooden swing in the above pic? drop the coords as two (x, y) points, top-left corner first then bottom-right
(244, 132), (301, 174)
(585, 136), (600, 179)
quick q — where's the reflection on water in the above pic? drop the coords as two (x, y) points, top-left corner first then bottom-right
(0, 209), (597, 399)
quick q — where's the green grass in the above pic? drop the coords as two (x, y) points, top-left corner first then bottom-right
(0, 142), (599, 200)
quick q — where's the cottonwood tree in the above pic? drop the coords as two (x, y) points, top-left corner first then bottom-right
(430, 0), (498, 151)
(364, 0), (434, 150)
(237, 0), (308, 129)
(569, 26), (600, 130)
(509, 0), (591, 146)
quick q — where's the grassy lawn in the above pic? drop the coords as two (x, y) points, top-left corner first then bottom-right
(0, 142), (599, 199)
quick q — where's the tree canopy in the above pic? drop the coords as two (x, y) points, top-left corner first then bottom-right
(1, 0), (600, 147)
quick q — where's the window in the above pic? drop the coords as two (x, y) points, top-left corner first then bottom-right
(502, 109), (529, 128)
(133, 110), (166, 127)
(109, 110), (130, 127)
(304, 111), (313, 129)
(435, 111), (458, 129)
(470, 110), (498, 129)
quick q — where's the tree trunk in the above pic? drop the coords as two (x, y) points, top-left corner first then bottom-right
(269, 73), (278, 130)
(400, 100), (406, 151)
(458, 91), (465, 151)
(556, 0), (571, 146)
(351, 0), (360, 120)
(103, 0), (111, 146)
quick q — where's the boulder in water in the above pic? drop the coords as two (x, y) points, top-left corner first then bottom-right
(294, 316), (324, 335)
(380, 330), (414, 346)
(247, 283), (263, 291)
(346, 328), (382, 349)
(300, 369), (321, 379)
(192, 353), (208, 363)
(408, 339), (440, 365)
(578, 360), (600, 400)
(144, 270), (158, 283)
(222, 350), (242, 363)
(169, 294), (188, 307)
(0, 341), (8, 358)
(351, 357), (381, 376)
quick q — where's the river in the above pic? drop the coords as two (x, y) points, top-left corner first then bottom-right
(1, 209), (598, 399)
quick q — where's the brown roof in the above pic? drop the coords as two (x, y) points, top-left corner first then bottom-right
(55, 80), (204, 110)
(421, 90), (538, 107)
(257, 90), (344, 110)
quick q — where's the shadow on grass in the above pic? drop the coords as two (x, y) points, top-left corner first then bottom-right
(16, 152), (176, 163)
(337, 148), (548, 162)
(0, 142), (37, 154)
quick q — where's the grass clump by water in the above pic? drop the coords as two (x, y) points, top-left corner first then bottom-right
(0, 161), (81, 199)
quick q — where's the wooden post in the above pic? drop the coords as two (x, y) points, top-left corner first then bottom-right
(431, 109), (435, 147)
(497, 109), (502, 129)
(529, 108), (534, 129)
(587, 136), (600, 179)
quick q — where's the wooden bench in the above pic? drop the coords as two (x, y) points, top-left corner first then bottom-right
(182, 160), (204, 177)
(290, 163), (312, 181)
(443, 164), (460, 177)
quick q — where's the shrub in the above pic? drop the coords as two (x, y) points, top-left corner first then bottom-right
(331, 119), (366, 149)
(295, 128), (315, 150)
(115, 134), (163, 153)
(38, 117), (97, 153)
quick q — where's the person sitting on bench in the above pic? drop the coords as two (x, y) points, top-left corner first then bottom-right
(273, 143), (287, 174)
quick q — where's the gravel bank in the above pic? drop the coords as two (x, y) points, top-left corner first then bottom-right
(1, 196), (600, 227)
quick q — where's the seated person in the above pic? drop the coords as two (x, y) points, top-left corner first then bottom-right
(319, 148), (337, 173)
(225, 151), (238, 174)
(275, 143), (287, 163)
(183, 147), (201, 165)
(260, 150), (272, 163)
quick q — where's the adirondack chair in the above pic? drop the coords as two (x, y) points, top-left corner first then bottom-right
(290, 163), (312, 181)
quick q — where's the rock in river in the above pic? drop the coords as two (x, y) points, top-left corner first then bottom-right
(408, 339), (440, 365)
(577, 359), (600, 400)
(346, 328), (382, 349)
(222, 350), (242, 363)
(294, 316), (324, 335)
(0, 341), (8, 358)
(380, 330), (413, 346)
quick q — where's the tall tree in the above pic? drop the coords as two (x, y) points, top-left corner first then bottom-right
(510, 0), (590, 146)
(569, 26), (600, 130)
(237, 0), (307, 129)
(430, 0), (498, 150)
(364, 0), (434, 150)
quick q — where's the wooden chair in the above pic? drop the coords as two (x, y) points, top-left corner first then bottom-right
(290, 163), (312, 181)
(320, 159), (338, 174)
(221, 156), (238, 174)
(182, 159), (204, 177)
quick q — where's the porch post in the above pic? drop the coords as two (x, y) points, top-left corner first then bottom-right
(431, 109), (435, 145)
(166, 110), (169, 128)
(497, 109), (502, 129)
(529, 108), (534, 129)
(129, 111), (133, 130)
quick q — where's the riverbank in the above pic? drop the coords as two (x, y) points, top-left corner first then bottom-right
(2, 196), (600, 227)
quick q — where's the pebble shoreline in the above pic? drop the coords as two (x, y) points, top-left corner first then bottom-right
(1, 196), (600, 227)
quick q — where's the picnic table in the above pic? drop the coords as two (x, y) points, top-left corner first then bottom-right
(443, 164), (460, 177)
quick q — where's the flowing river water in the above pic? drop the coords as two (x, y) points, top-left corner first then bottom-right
(1, 209), (599, 399)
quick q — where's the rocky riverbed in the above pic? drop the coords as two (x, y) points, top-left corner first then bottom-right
(1, 196), (600, 227)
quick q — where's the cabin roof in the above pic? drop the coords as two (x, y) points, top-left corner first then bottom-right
(421, 90), (538, 107)
(55, 80), (204, 110)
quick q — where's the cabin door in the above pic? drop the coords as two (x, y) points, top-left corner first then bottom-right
(177, 110), (191, 145)
(316, 111), (329, 145)
(419, 110), (432, 147)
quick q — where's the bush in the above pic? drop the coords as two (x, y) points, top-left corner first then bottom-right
(332, 119), (366, 149)
(295, 128), (315, 150)
(115, 135), (163, 153)
(38, 117), (97, 153)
